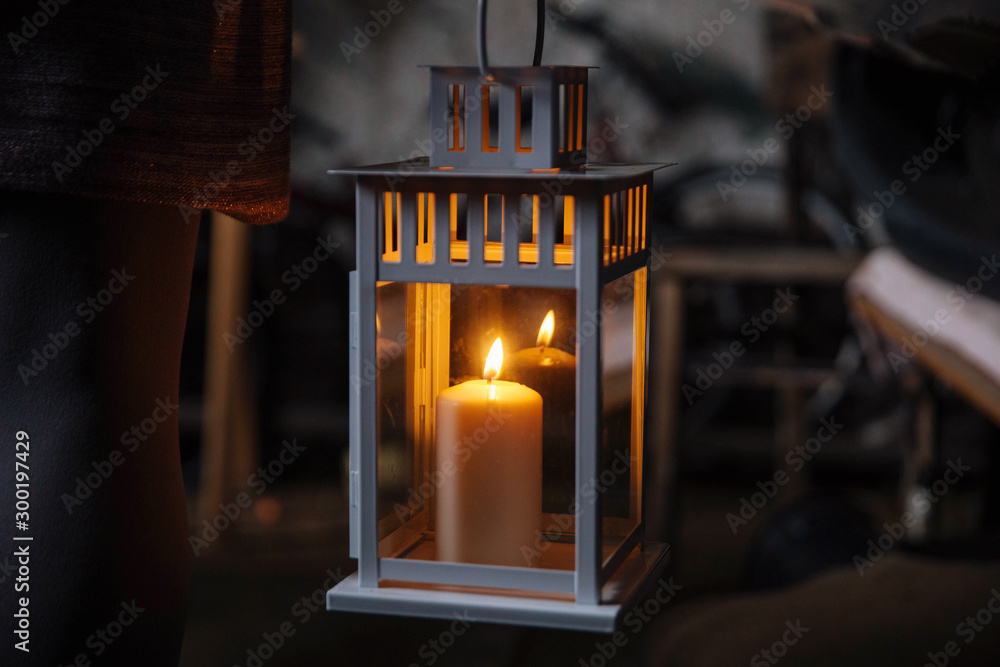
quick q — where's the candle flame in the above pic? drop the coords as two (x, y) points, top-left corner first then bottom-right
(536, 310), (555, 349)
(484, 337), (503, 382)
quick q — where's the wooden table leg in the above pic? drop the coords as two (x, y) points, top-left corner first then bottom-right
(647, 274), (685, 543)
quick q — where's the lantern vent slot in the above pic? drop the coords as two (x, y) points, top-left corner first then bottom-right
(603, 185), (646, 267)
(416, 192), (435, 264)
(557, 83), (585, 153)
(481, 84), (500, 152)
(484, 194), (504, 263)
(449, 193), (469, 264)
(516, 195), (537, 266)
(381, 191), (402, 263)
(516, 85), (533, 153)
(447, 84), (466, 151)
(554, 195), (574, 266)
(374, 185), (590, 273)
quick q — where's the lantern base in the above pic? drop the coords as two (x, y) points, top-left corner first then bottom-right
(327, 542), (669, 633)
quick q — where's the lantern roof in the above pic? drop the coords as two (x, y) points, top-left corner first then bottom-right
(418, 64), (597, 70)
(328, 157), (673, 181)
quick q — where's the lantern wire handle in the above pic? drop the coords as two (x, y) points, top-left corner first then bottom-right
(532, 0), (545, 68)
(478, 0), (545, 81)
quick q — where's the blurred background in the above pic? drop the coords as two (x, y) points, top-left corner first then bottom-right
(177, 0), (1000, 664)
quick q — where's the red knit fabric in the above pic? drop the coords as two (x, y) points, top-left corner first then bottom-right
(0, 0), (291, 224)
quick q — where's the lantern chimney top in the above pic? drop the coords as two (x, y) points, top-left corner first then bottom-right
(427, 65), (591, 171)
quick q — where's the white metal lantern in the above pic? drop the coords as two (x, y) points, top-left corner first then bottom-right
(327, 4), (674, 632)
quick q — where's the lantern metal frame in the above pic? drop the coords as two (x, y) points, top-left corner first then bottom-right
(327, 66), (675, 633)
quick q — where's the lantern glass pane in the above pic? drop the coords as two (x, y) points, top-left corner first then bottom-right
(374, 280), (421, 547)
(600, 268), (646, 564)
(375, 281), (578, 572)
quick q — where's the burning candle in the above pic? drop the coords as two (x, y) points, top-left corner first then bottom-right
(504, 311), (577, 513)
(435, 338), (542, 567)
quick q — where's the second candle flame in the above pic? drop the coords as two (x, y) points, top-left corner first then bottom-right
(536, 310), (555, 350)
(484, 337), (503, 382)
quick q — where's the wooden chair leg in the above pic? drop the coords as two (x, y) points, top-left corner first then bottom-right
(901, 383), (937, 544)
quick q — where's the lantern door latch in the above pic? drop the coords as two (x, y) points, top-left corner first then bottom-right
(349, 471), (360, 507)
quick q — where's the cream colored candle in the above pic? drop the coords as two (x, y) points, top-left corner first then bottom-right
(435, 338), (542, 567)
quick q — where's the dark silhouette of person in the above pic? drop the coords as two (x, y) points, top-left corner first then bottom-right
(0, 2), (290, 664)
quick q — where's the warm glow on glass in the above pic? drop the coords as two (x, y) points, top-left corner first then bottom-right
(536, 310), (555, 350)
(484, 337), (503, 381)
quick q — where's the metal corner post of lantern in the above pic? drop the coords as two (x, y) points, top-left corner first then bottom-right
(327, 0), (676, 632)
